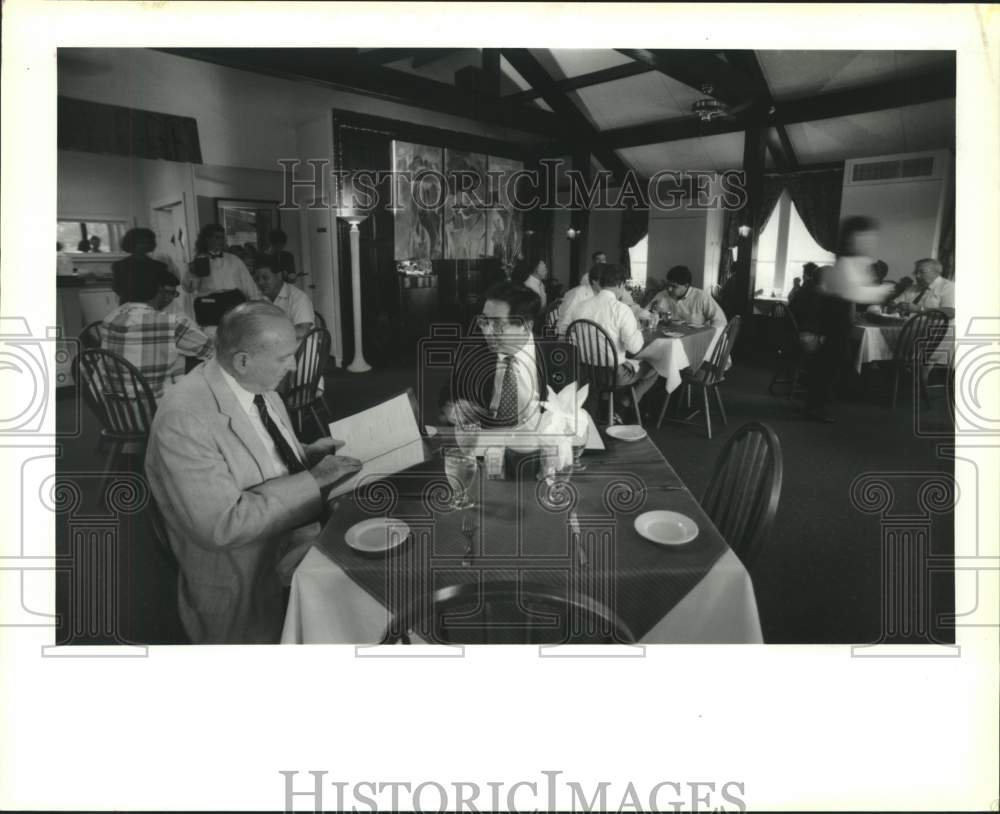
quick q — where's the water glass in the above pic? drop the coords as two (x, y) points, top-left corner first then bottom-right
(443, 447), (478, 509)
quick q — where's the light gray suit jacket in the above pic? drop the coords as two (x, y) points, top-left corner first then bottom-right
(145, 359), (322, 644)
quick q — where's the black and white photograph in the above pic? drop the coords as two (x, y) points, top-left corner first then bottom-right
(1, 3), (997, 812)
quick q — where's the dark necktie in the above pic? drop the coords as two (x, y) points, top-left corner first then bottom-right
(252, 394), (305, 474)
(912, 287), (927, 305)
(495, 355), (519, 425)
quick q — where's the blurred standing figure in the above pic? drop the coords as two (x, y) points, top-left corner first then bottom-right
(520, 259), (550, 311)
(267, 228), (298, 282)
(184, 224), (259, 303)
(803, 216), (895, 422)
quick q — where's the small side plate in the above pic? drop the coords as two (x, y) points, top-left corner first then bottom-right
(345, 518), (412, 554)
(606, 424), (648, 442)
(634, 510), (698, 546)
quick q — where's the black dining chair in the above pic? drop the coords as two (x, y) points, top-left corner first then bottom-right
(887, 310), (951, 408)
(312, 310), (327, 332)
(381, 580), (636, 645)
(539, 299), (562, 338)
(73, 349), (158, 489)
(565, 318), (642, 426)
(701, 422), (783, 569)
(656, 316), (741, 439)
(78, 321), (104, 350)
(767, 304), (807, 400)
(281, 325), (332, 438)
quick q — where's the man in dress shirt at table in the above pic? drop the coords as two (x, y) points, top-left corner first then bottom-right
(555, 265), (602, 337)
(579, 251), (638, 311)
(252, 254), (315, 339)
(145, 302), (361, 644)
(891, 258), (955, 319)
(648, 265), (728, 328)
(568, 263), (659, 412)
(440, 282), (552, 430)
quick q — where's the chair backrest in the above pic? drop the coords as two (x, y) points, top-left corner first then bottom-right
(79, 321), (104, 350)
(699, 315), (741, 385)
(894, 310), (950, 366)
(541, 300), (562, 335)
(284, 326), (330, 404)
(73, 348), (158, 438)
(565, 319), (619, 392)
(312, 310), (327, 332)
(382, 580), (635, 644)
(701, 421), (783, 569)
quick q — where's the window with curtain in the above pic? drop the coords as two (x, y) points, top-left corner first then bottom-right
(755, 190), (834, 296)
(628, 235), (649, 286)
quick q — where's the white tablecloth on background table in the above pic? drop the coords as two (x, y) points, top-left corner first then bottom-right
(280, 545), (763, 645)
(636, 326), (722, 393)
(852, 321), (955, 374)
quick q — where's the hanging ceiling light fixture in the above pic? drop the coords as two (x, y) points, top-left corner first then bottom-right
(691, 85), (730, 123)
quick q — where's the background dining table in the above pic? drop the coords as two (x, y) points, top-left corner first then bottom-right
(635, 323), (721, 393)
(281, 426), (762, 645)
(852, 313), (955, 373)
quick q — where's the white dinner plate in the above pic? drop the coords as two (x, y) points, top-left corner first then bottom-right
(606, 424), (648, 442)
(634, 511), (698, 546)
(345, 518), (411, 554)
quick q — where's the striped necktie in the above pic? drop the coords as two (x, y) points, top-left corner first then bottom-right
(253, 394), (305, 474)
(494, 355), (519, 426)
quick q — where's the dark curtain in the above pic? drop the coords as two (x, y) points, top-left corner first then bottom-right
(58, 96), (202, 163)
(938, 170), (955, 280)
(717, 176), (784, 289)
(784, 168), (844, 253)
(619, 204), (649, 276)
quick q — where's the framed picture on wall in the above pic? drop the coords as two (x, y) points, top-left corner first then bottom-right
(214, 198), (280, 252)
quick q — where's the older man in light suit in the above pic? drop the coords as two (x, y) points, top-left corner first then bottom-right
(146, 302), (361, 644)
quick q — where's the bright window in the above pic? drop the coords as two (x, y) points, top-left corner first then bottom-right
(628, 235), (649, 286)
(755, 190), (834, 296)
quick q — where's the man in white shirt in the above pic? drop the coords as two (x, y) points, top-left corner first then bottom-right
(566, 263), (659, 414)
(183, 224), (260, 325)
(648, 265), (727, 328)
(253, 255), (315, 339)
(556, 271), (601, 337)
(145, 302), (361, 643)
(893, 258), (955, 319)
(579, 252), (638, 312)
(521, 259), (549, 311)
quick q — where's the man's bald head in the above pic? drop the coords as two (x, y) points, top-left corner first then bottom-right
(216, 302), (300, 392)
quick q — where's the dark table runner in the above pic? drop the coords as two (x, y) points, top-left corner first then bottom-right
(318, 434), (729, 641)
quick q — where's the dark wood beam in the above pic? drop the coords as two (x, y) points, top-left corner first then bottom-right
(505, 62), (655, 104)
(569, 148), (591, 287)
(411, 48), (465, 69)
(728, 125), (768, 320)
(158, 48), (565, 139)
(602, 65), (956, 149)
(616, 49), (760, 106)
(356, 48), (420, 66)
(501, 48), (633, 185)
(723, 50), (798, 170)
(482, 49), (501, 97)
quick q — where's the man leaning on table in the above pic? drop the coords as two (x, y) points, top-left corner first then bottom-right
(145, 302), (361, 644)
(648, 265), (727, 329)
(889, 258), (955, 319)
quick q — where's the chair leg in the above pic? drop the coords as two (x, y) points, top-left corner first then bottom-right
(702, 387), (713, 440)
(891, 368), (900, 408)
(631, 387), (642, 426)
(607, 391), (614, 427)
(686, 385), (692, 410)
(656, 388), (674, 429)
(714, 386), (728, 426)
(101, 441), (121, 497)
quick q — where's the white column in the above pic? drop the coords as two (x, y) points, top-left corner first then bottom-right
(346, 221), (371, 373)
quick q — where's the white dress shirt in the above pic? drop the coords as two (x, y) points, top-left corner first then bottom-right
(272, 282), (315, 326)
(218, 365), (304, 479)
(821, 256), (888, 304)
(523, 274), (547, 310)
(556, 283), (596, 337)
(913, 275), (955, 312)
(566, 289), (644, 370)
(649, 286), (727, 328)
(184, 253), (260, 301)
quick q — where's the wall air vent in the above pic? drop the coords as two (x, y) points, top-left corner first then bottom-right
(847, 154), (941, 185)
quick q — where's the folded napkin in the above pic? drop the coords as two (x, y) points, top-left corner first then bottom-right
(537, 382), (591, 472)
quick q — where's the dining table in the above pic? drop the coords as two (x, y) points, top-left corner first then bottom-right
(280, 425), (763, 645)
(634, 322), (721, 393)
(851, 313), (955, 373)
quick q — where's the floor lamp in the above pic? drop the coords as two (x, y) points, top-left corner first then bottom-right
(336, 209), (371, 373)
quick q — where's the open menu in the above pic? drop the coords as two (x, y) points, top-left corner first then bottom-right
(327, 392), (426, 498)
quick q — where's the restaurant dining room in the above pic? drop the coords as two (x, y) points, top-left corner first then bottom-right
(51, 43), (962, 649)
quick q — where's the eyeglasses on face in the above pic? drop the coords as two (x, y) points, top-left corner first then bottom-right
(474, 315), (528, 332)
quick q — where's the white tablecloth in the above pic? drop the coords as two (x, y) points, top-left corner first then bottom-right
(280, 545), (763, 645)
(636, 326), (722, 393)
(852, 321), (955, 373)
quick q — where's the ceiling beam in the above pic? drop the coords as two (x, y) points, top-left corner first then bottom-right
(602, 64), (956, 149)
(482, 49), (501, 97)
(158, 48), (565, 139)
(616, 49), (760, 105)
(411, 48), (465, 69)
(501, 48), (633, 184)
(723, 50), (798, 170)
(505, 61), (655, 104)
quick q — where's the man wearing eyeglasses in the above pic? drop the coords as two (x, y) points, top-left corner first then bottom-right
(440, 282), (551, 430)
(648, 265), (728, 328)
(101, 264), (214, 400)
